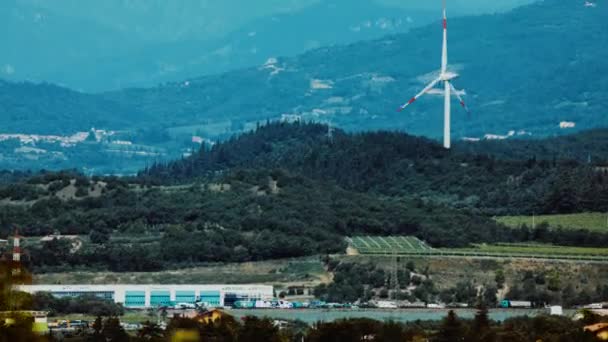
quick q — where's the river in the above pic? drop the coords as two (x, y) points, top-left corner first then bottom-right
(226, 308), (567, 324)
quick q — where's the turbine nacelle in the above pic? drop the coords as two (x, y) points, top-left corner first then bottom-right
(439, 71), (459, 81)
(426, 86), (465, 96)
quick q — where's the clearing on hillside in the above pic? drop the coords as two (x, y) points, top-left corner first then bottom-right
(496, 212), (608, 232)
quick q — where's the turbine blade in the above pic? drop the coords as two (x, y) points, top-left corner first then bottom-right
(441, 1), (448, 74)
(397, 78), (441, 112)
(448, 82), (470, 115)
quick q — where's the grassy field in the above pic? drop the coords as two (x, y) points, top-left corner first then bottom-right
(453, 243), (608, 257)
(496, 212), (608, 232)
(347, 236), (608, 262)
(33, 257), (329, 286)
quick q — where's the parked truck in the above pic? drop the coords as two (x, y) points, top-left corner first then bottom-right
(501, 300), (532, 308)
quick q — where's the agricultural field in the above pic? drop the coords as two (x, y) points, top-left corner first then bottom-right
(496, 212), (608, 232)
(347, 236), (608, 262)
(346, 236), (434, 255)
(453, 243), (608, 259)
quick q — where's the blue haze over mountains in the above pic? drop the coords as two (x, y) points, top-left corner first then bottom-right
(4, 0), (533, 90)
(0, 0), (606, 173)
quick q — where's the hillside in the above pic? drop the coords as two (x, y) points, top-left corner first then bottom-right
(0, 81), (142, 134)
(0, 169), (515, 272)
(0, 0), (606, 172)
(142, 122), (608, 216)
(102, 0), (608, 139)
(2, 124), (608, 273)
(454, 128), (608, 162)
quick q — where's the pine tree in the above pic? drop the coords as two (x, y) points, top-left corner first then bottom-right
(435, 310), (464, 342)
(473, 302), (490, 332)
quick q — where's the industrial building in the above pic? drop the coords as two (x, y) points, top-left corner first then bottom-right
(16, 284), (273, 309)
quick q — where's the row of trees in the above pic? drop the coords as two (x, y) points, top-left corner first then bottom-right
(18, 310), (604, 342)
(31, 292), (124, 317)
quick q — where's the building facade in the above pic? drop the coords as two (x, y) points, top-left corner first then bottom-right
(16, 284), (273, 309)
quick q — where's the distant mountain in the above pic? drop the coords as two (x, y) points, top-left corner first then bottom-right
(0, 81), (140, 133)
(3, 0), (534, 91)
(72, 0), (438, 90)
(0, 0), (606, 173)
(0, 0), (140, 88)
(102, 0), (607, 138)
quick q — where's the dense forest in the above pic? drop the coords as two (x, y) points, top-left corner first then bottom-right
(142, 122), (608, 216)
(1, 168), (513, 272)
(454, 128), (608, 163)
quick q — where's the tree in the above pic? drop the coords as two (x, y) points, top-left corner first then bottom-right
(90, 229), (110, 244)
(561, 284), (576, 307)
(102, 317), (129, 342)
(473, 303), (490, 332)
(137, 321), (164, 341)
(435, 310), (464, 342)
(548, 273), (561, 292)
(90, 316), (104, 341)
(238, 316), (282, 342)
(470, 302), (494, 342)
(160, 307), (168, 322)
(483, 286), (498, 308)
(406, 261), (416, 272)
(377, 321), (405, 341)
(495, 270), (505, 289)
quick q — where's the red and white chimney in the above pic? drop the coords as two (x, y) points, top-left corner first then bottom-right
(12, 230), (21, 276)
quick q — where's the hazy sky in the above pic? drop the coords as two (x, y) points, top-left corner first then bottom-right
(15, 0), (537, 41)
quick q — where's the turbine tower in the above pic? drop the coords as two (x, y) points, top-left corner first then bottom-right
(397, 0), (469, 149)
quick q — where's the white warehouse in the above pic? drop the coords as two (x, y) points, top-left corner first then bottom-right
(16, 284), (274, 309)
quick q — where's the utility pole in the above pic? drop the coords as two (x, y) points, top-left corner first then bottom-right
(390, 250), (399, 297)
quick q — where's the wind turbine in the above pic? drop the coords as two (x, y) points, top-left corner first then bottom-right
(397, 0), (469, 149)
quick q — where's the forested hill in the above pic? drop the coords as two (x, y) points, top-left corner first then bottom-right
(0, 80), (142, 134)
(142, 122), (608, 216)
(454, 128), (608, 162)
(4, 123), (608, 269)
